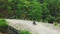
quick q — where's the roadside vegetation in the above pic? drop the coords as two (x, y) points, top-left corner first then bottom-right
(0, 18), (8, 27)
(0, 18), (9, 33)
(54, 22), (58, 26)
(0, 0), (60, 24)
(20, 30), (31, 34)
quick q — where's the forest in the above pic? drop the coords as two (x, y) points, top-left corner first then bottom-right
(0, 0), (60, 23)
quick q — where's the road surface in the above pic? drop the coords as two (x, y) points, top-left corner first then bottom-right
(6, 19), (60, 34)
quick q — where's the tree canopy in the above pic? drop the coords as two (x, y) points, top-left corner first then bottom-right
(0, 0), (60, 23)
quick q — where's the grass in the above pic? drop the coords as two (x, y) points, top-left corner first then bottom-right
(0, 18), (8, 27)
(20, 30), (31, 34)
(54, 22), (58, 26)
(0, 18), (8, 32)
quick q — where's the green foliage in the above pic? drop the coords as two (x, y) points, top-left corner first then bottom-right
(54, 22), (58, 26)
(20, 30), (31, 34)
(0, 0), (60, 23)
(0, 18), (8, 32)
(0, 19), (8, 27)
(36, 33), (38, 34)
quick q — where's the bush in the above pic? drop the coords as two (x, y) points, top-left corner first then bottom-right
(20, 30), (31, 34)
(0, 19), (8, 27)
(0, 18), (8, 32)
(54, 22), (58, 26)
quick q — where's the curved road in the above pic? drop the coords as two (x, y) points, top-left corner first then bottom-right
(6, 19), (60, 34)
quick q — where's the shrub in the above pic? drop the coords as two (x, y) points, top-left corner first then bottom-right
(0, 18), (8, 32)
(0, 19), (8, 27)
(54, 22), (58, 26)
(20, 30), (31, 34)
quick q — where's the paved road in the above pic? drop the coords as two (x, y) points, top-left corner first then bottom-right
(6, 19), (60, 34)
